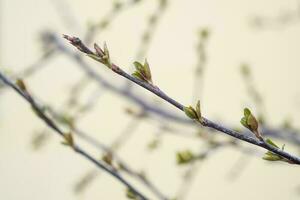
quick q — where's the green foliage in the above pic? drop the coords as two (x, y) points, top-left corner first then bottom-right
(262, 138), (289, 162)
(184, 100), (202, 123)
(240, 108), (262, 139)
(132, 59), (153, 84)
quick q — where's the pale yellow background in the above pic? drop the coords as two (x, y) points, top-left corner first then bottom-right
(1, 0), (300, 200)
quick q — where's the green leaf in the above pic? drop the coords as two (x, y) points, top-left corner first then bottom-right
(244, 108), (251, 117)
(132, 71), (144, 81)
(240, 117), (248, 128)
(143, 59), (152, 83)
(262, 151), (282, 161)
(133, 61), (144, 72)
(265, 138), (279, 149)
(196, 100), (201, 119)
(247, 113), (258, 132)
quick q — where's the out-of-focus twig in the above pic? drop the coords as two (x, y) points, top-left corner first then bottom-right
(0, 72), (148, 200)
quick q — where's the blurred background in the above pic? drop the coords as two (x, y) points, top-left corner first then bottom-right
(1, 0), (300, 199)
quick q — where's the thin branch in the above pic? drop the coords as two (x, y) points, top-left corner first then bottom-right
(37, 32), (300, 148)
(0, 72), (149, 200)
(63, 35), (300, 164)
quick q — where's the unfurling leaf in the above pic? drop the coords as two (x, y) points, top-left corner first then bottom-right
(247, 113), (258, 132)
(176, 150), (195, 165)
(132, 71), (144, 80)
(240, 107), (262, 139)
(184, 106), (198, 120)
(265, 138), (279, 149)
(62, 132), (74, 147)
(132, 60), (153, 83)
(262, 138), (290, 163)
(143, 59), (152, 83)
(263, 151), (282, 161)
(133, 61), (144, 72)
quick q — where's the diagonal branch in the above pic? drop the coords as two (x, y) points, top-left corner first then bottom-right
(63, 35), (300, 165)
(0, 72), (149, 200)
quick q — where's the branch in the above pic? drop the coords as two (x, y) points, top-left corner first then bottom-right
(63, 35), (300, 165)
(42, 32), (300, 146)
(0, 72), (149, 200)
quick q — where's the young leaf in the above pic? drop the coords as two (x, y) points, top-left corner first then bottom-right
(262, 152), (282, 161)
(143, 59), (152, 83)
(265, 138), (279, 149)
(133, 61), (144, 72)
(240, 107), (261, 139)
(196, 100), (201, 119)
(132, 71), (145, 81)
(247, 113), (258, 132)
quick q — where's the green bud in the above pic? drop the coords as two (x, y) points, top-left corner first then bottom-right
(61, 132), (74, 147)
(176, 150), (195, 165)
(16, 79), (27, 91)
(184, 106), (198, 120)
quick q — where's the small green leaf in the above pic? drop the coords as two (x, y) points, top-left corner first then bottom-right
(263, 151), (282, 161)
(196, 100), (201, 119)
(143, 59), (152, 83)
(244, 108), (251, 117)
(133, 61), (144, 72)
(131, 71), (144, 80)
(240, 117), (248, 128)
(247, 113), (258, 132)
(184, 106), (198, 120)
(265, 138), (279, 149)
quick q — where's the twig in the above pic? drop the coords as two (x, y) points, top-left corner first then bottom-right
(0, 72), (149, 200)
(63, 35), (300, 164)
